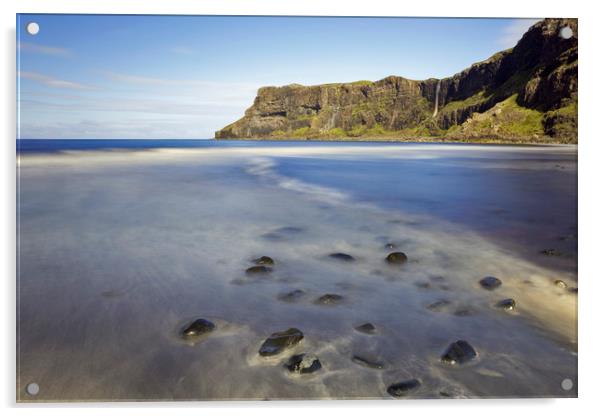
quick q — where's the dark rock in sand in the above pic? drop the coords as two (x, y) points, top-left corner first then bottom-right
(285, 353), (322, 374)
(541, 248), (562, 256)
(314, 293), (344, 305)
(427, 299), (451, 312)
(496, 298), (516, 311)
(568, 287), (578, 294)
(181, 318), (216, 338)
(328, 252), (355, 262)
(385, 252), (408, 265)
(253, 256), (274, 265)
(352, 354), (385, 369)
(259, 328), (304, 357)
(387, 379), (421, 397)
(479, 276), (502, 290)
(441, 340), (477, 365)
(453, 308), (477, 317)
(278, 289), (305, 302)
(354, 323), (376, 334)
(246, 265), (272, 275)
(554, 279), (567, 288)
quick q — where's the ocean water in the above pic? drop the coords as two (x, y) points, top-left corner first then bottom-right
(16, 140), (577, 401)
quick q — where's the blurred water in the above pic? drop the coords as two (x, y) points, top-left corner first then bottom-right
(17, 142), (577, 401)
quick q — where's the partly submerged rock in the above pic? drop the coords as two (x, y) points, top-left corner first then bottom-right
(441, 340), (477, 365)
(181, 318), (216, 338)
(453, 307), (477, 317)
(415, 281), (431, 289)
(385, 252), (408, 265)
(314, 293), (344, 305)
(354, 322), (377, 334)
(352, 354), (385, 369)
(261, 226), (304, 241)
(479, 276), (502, 290)
(496, 298), (516, 311)
(328, 252), (355, 262)
(541, 248), (562, 256)
(426, 299), (452, 312)
(387, 379), (421, 397)
(246, 265), (272, 275)
(285, 353), (322, 374)
(278, 289), (306, 302)
(259, 328), (304, 356)
(253, 256), (274, 265)
(554, 279), (568, 288)
(384, 243), (398, 250)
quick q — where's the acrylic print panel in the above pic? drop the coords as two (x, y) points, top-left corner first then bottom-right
(16, 14), (577, 401)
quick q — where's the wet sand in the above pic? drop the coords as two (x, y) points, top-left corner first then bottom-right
(17, 144), (577, 401)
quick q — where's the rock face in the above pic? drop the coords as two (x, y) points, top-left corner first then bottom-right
(216, 19), (577, 143)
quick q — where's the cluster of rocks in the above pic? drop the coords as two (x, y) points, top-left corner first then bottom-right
(245, 256), (275, 275)
(215, 243), (575, 398)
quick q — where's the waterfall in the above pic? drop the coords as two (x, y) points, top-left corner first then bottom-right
(432, 79), (441, 117)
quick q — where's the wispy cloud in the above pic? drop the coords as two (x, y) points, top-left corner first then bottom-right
(498, 19), (542, 49)
(18, 41), (72, 57)
(104, 71), (257, 90)
(19, 71), (94, 90)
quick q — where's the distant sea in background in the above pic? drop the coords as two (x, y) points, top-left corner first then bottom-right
(16, 138), (511, 153)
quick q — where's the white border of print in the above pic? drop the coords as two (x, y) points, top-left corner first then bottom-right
(1, 0), (599, 415)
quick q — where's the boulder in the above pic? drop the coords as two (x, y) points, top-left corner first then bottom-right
(285, 353), (322, 374)
(354, 322), (376, 334)
(314, 294), (344, 305)
(387, 379), (421, 397)
(253, 256), (274, 265)
(441, 340), (477, 365)
(246, 265), (272, 275)
(181, 318), (216, 338)
(328, 253), (355, 262)
(479, 276), (502, 290)
(496, 298), (516, 311)
(385, 252), (408, 265)
(259, 328), (304, 356)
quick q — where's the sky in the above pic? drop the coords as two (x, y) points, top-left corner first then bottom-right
(17, 14), (541, 139)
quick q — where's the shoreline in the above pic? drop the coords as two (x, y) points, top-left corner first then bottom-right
(215, 136), (578, 146)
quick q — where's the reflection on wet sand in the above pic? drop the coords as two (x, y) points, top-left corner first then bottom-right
(17, 144), (577, 401)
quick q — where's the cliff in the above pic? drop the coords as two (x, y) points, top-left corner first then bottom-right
(216, 18), (577, 143)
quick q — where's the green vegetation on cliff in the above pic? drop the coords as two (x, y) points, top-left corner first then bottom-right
(216, 18), (577, 143)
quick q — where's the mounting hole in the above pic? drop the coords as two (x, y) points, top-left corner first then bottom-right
(561, 378), (573, 391)
(26, 22), (40, 36)
(559, 26), (573, 39)
(26, 382), (39, 396)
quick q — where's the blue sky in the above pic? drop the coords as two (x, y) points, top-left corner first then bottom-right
(17, 14), (540, 139)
